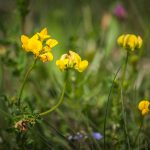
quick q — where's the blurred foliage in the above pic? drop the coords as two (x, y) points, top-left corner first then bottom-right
(0, 0), (150, 149)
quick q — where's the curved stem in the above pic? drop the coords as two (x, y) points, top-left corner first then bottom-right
(18, 58), (37, 107)
(103, 65), (121, 150)
(39, 82), (66, 116)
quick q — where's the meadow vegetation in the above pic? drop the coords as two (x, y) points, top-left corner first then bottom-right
(0, 0), (150, 149)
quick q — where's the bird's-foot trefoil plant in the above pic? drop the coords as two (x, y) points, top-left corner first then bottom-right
(103, 34), (143, 149)
(14, 28), (88, 133)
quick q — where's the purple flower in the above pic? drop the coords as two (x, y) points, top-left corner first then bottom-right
(114, 4), (127, 19)
(68, 131), (103, 141)
(91, 132), (103, 140)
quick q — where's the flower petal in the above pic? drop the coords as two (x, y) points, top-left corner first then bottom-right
(46, 39), (58, 48)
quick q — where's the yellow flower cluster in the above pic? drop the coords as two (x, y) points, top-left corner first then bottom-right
(56, 50), (88, 72)
(21, 28), (58, 62)
(138, 100), (150, 116)
(21, 28), (89, 72)
(117, 34), (143, 51)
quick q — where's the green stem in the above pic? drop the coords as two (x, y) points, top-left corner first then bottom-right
(121, 52), (130, 149)
(120, 87), (130, 149)
(18, 58), (37, 107)
(103, 65), (121, 150)
(0, 58), (4, 92)
(133, 118), (144, 147)
(121, 52), (129, 86)
(39, 82), (66, 116)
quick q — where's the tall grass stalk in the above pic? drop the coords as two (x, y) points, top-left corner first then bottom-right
(120, 52), (131, 149)
(120, 87), (130, 149)
(103, 65), (121, 150)
(133, 117), (144, 147)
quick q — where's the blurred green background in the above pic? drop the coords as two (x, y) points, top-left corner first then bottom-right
(0, 0), (150, 149)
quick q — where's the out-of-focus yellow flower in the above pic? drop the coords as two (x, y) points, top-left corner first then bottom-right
(138, 100), (150, 116)
(37, 28), (50, 41)
(56, 50), (88, 72)
(21, 28), (58, 62)
(117, 34), (143, 51)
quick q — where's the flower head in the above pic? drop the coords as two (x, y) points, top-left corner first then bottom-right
(67, 131), (103, 142)
(138, 100), (150, 116)
(117, 34), (142, 52)
(91, 132), (103, 140)
(21, 28), (58, 62)
(14, 118), (35, 132)
(56, 50), (88, 72)
(114, 4), (127, 19)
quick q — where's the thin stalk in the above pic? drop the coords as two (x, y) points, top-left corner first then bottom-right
(121, 52), (130, 149)
(18, 58), (37, 107)
(103, 65), (121, 150)
(39, 82), (66, 116)
(121, 52), (129, 86)
(120, 87), (130, 149)
(0, 59), (3, 91)
(133, 118), (144, 147)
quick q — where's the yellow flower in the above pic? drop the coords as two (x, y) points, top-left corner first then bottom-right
(77, 60), (89, 72)
(21, 35), (30, 51)
(46, 39), (58, 48)
(43, 39), (58, 52)
(56, 50), (88, 72)
(28, 37), (42, 56)
(69, 51), (81, 65)
(56, 59), (69, 71)
(21, 28), (58, 62)
(39, 52), (53, 62)
(37, 28), (50, 41)
(137, 36), (143, 48)
(117, 34), (143, 51)
(68, 51), (88, 72)
(21, 34), (42, 55)
(138, 100), (150, 116)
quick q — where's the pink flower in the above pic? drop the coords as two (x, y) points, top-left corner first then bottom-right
(114, 4), (127, 19)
